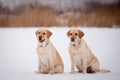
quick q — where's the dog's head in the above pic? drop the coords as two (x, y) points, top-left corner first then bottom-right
(67, 29), (84, 42)
(35, 29), (52, 43)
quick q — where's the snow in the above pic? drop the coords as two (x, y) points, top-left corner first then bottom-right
(0, 27), (120, 80)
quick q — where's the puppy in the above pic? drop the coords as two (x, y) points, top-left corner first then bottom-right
(67, 29), (110, 74)
(35, 29), (64, 74)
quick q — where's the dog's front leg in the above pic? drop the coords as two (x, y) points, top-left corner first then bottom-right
(70, 57), (75, 73)
(36, 61), (41, 74)
(49, 60), (54, 74)
(82, 58), (87, 74)
(49, 53), (54, 74)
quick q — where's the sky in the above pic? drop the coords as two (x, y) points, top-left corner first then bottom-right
(0, 0), (119, 11)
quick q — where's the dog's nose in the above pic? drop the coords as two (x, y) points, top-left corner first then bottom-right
(39, 36), (42, 40)
(71, 38), (75, 42)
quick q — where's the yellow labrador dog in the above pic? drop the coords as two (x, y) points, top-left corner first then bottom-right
(67, 29), (110, 74)
(35, 29), (64, 74)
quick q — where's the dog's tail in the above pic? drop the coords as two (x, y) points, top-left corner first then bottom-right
(99, 69), (111, 73)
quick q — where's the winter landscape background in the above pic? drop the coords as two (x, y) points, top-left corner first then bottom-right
(0, 27), (120, 80)
(0, 0), (119, 11)
(0, 0), (120, 80)
(0, 0), (120, 27)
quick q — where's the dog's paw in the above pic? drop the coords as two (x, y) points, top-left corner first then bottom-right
(35, 71), (41, 74)
(49, 70), (54, 74)
(70, 71), (75, 74)
(82, 71), (87, 74)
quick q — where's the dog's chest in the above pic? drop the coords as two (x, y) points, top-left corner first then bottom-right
(73, 54), (83, 64)
(37, 47), (51, 65)
(37, 46), (56, 66)
(39, 54), (50, 65)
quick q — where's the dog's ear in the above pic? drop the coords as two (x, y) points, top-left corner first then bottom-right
(35, 30), (39, 36)
(78, 30), (84, 38)
(67, 30), (71, 37)
(46, 30), (52, 38)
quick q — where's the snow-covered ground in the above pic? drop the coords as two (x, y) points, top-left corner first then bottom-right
(0, 27), (120, 80)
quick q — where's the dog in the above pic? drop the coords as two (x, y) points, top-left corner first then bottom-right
(67, 28), (110, 74)
(35, 28), (64, 74)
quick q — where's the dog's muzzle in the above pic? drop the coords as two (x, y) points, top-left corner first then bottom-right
(39, 36), (42, 40)
(39, 36), (45, 43)
(71, 37), (75, 42)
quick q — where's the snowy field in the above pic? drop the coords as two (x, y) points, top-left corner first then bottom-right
(0, 27), (120, 80)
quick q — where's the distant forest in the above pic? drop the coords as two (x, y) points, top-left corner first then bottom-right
(0, 0), (120, 27)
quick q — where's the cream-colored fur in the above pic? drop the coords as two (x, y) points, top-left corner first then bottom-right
(67, 29), (110, 74)
(35, 29), (64, 74)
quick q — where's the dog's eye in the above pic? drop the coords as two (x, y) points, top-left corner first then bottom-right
(38, 32), (40, 34)
(75, 33), (78, 35)
(70, 33), (72, 35)
(43, 32), (46, 35)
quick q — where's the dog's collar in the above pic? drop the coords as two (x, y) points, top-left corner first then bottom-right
(71, 41), (81, 47)
(39, 41), (49, 47)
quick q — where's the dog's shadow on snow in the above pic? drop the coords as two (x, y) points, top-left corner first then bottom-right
(33, 71), (101, 75)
